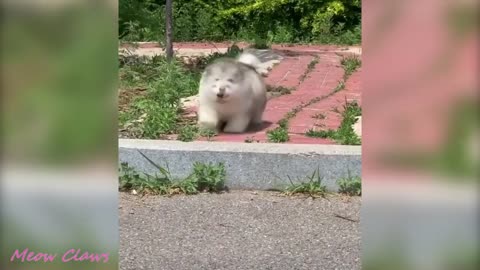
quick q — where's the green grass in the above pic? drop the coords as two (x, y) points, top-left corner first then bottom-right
(306, 100), (361, 145)
(334, 80), (346, 92)
(299, 56), (320, 82)
(119, 54), (200, 139)
(340, 54), (362, 79)
(267, 126), (290, 143)
(308, 56), (320, 70)
(267, 85), (294, 96)
(177, 125), (199, 142)
(176, 125), (218, 142)
(305, 129), (336, 138)
(267, 110), (297, 143)
(198, 127), (218, 140)
(283, 168), (327, 197)
(337, 173), (361, 196)
(119, 154), (226, 195)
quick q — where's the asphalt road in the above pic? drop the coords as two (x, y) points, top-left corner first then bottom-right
(120, 191), (361, 270)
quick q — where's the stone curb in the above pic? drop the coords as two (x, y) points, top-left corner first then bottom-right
(119, 139), (361, 191)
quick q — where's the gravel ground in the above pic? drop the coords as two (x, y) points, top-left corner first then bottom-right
(120, 191), (361, 270)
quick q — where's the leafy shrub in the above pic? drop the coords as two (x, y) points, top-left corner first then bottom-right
(119, 0), (362, 45)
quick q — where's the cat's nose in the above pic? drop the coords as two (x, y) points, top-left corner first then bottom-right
(217, 87), (226, 98)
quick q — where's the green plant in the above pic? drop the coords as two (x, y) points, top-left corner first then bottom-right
(307, 56), (320, 70)
(284, 168), (327, 197)
(335, 100), (361, 144)
(119, 157), (226, 195)
(177, 125), (199, 142)
(190, 161), (226, 192)
(306, 100), (361, 145)
(251, 38), (270, 49)
(267, 126), (289, 143)
(119, 0), (361, 45)
(334, 80), (346, 92)
(267, 24), (296, 43)
(199, 127), (217, 140)
(306, 129), (336, 138)
(267, 85), (293, 96)
(299, 56), (320, 82)
(119, 162), (173, 195)
(267, 89), (328, 144)
(119, 54), (200, 138)
(337, 173), (361, 196)
(341, 54), (362, 79)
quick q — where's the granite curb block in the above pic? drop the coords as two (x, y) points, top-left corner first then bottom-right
(119, 139), (361, 191)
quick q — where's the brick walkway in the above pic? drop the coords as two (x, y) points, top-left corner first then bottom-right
(122, 42), (362, 144)
(187, 44), (361, 144)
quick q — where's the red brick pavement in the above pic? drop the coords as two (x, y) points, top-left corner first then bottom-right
(289, 68), (362, 135)
(205, 50), (361, 144)
(264, 55), (314, 88)
(124, 42), (362, 144)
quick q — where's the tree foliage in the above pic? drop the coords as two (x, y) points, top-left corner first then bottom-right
(119, 0), (361, 45)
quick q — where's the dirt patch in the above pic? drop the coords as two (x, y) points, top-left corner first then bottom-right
(266, 85), (294, 100)
(118, 88), (147, 113)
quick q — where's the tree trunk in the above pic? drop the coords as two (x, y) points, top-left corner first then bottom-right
(165, 0), (173, 62)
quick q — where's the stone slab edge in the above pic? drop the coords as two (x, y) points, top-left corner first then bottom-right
(119, 139), (361, 191)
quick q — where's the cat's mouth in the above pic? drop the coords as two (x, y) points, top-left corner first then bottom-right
(216, 97), (229, 104)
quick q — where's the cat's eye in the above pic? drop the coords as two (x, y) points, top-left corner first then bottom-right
(215, 78), (220, 81)
(227, 78), (234, 83)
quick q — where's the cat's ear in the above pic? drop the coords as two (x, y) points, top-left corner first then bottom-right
(203, 65), (213, 77)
